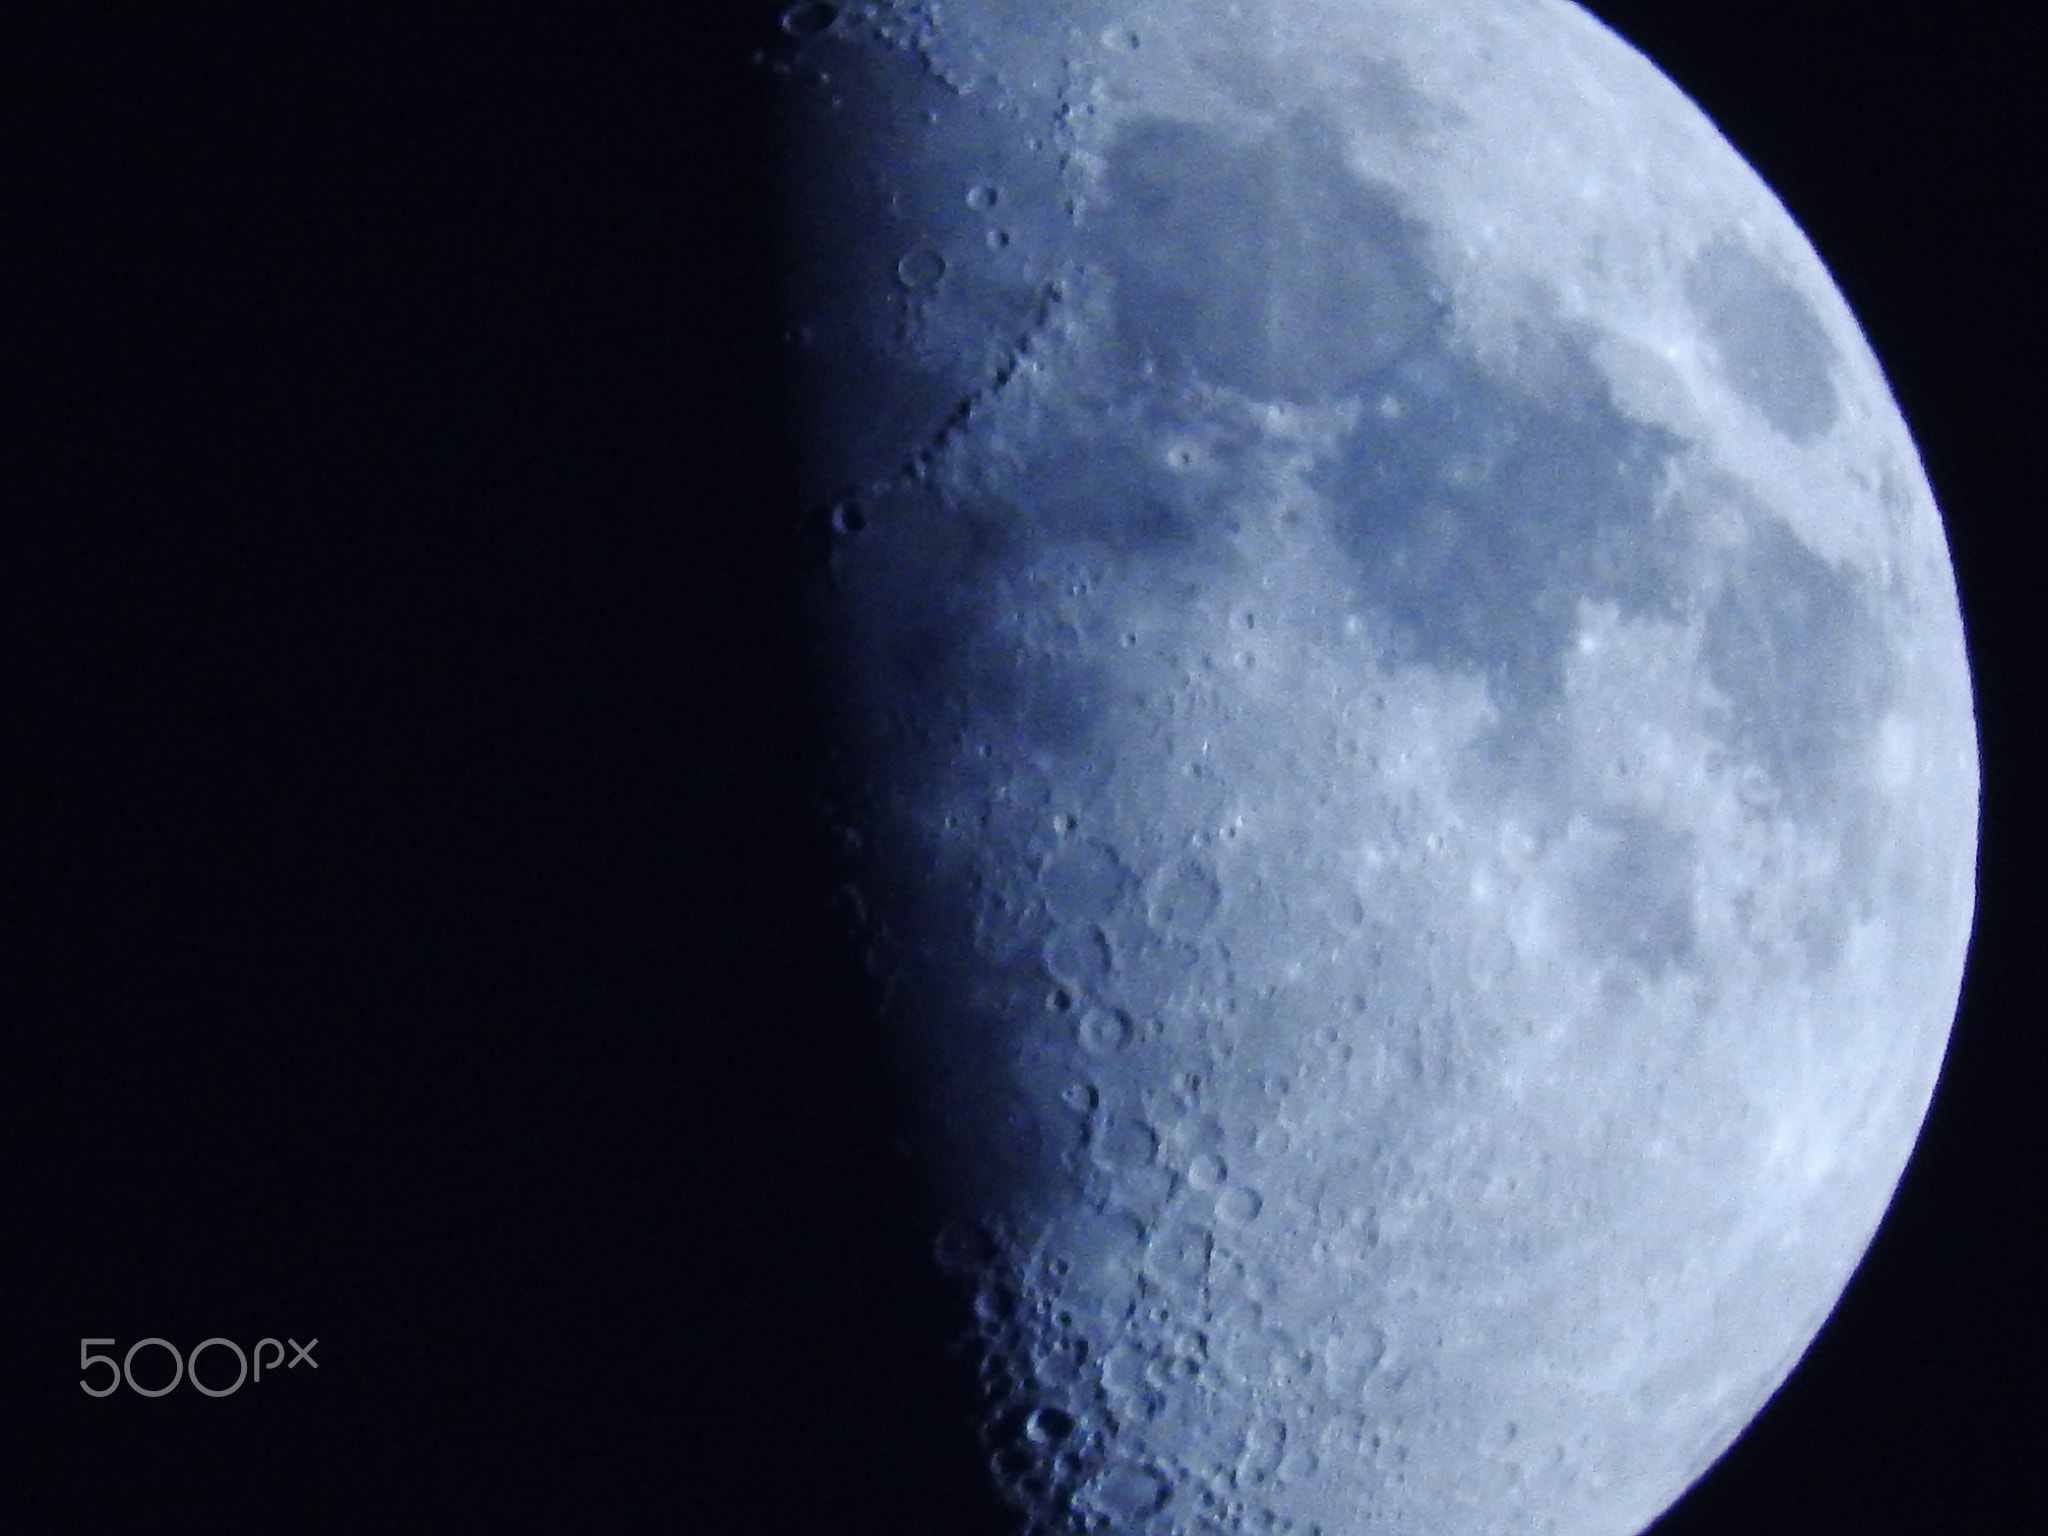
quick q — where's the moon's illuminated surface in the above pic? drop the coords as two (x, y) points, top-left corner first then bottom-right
(767, 2), (1979, 1533)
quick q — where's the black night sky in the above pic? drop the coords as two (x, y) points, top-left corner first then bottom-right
(1, 3), (2035, 1532)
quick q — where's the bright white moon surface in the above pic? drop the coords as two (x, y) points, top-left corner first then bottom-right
(767, 2), (1979, 1533)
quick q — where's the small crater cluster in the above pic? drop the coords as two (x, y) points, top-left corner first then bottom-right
(934, 1207), (1409, 1536)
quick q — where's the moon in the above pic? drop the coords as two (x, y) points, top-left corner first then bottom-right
(766, 2), (1978, 1534)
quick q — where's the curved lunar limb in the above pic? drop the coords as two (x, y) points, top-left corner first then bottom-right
(768, 4), (1978, 1533)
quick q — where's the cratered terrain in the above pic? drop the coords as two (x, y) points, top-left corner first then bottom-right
(770, 3), (1977, 1533)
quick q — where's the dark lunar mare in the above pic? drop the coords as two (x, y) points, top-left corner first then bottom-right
(1685, 235), (1843, 444)
(1310, 339), (1688, 721)
(1703, 515), (1895, 819)
(1085, 112), (1440, 401)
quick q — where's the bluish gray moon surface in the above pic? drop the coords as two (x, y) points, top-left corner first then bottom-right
(767, 3), (1979, 1533)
